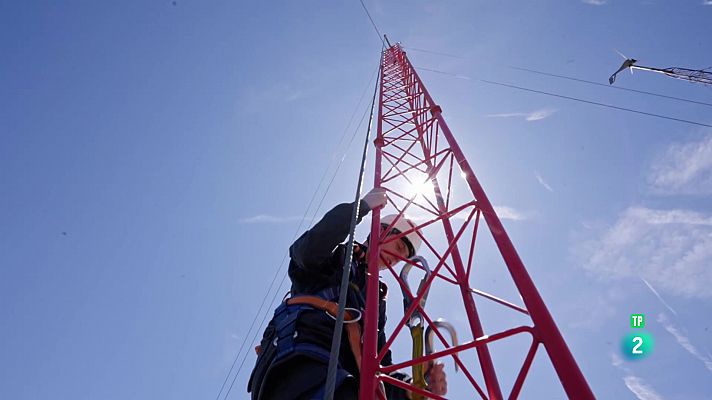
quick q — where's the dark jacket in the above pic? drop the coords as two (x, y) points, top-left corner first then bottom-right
(248, 201), (409, 399)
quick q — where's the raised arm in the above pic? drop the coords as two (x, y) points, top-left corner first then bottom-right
(289, 187), (387, 271)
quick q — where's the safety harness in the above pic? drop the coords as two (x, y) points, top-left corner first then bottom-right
(252, 291), (363, 368)
(286, 296), (363, 370)
(249, 245), (369, 399)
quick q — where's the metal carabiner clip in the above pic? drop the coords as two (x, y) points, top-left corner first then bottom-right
(401, 256), (433, 398)
(400, 255), (432, 328)
(425, 318), (460, 372)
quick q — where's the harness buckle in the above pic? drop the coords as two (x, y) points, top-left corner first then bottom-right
(324, 307), (362, 324)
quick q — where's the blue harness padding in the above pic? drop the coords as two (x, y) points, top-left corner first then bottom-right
(273, 302), (312, 361)
(269, 299), (351, 399)
(256, 258), (363, 399)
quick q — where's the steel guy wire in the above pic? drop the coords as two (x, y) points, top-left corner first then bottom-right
(358, 0), (387, 48)
(413, 65), (712, 129)
(215, 65), (379, 400)
(219, 67), (380, 400)
(509, 65), (712, 108)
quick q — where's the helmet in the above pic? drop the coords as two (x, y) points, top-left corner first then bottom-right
(380, 214), (422, 258)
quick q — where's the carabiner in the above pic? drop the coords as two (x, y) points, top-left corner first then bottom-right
(425, 318), (459, 372)
(400, 255), (432, 328)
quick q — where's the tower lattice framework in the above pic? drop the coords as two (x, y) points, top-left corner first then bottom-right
(358, 43), (594, 400)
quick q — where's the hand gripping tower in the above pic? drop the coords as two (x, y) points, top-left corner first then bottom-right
(358, 43), (594, 399)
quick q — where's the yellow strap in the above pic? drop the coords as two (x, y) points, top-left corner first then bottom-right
(411, 325), (426, 400)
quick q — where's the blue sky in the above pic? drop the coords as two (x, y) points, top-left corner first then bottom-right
(2, 1), (711, 399)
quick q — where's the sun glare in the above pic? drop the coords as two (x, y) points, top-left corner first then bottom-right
(406, 179), (434, 198)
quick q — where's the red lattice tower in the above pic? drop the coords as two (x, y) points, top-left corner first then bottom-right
(358, 43), (594, 399)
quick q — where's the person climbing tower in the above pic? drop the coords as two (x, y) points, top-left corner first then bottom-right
(247, 187), (447, 399)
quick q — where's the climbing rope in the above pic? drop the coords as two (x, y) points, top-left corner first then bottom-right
(324, 56), (382, 400)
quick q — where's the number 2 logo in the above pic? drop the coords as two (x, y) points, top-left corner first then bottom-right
(632, 336), (643, 354)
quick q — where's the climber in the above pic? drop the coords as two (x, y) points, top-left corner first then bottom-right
(247, 187), (447, 399)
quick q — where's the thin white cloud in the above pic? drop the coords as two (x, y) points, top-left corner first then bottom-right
(285, 90), (305, 102)
(658, 313), (712, 374)
(410, 205), (527, 222)
(578, 206), (712, 299)
(240, 82), (313, 114)
(623, 376), (665, 400)
(649, 134), (712, 195)
(629, 207), (712, 226)
(582, 0), (608, 4)
(610, 353), (665, 400)
(579, 137), (712, 297)
(611, 352), (624, 368)
(493, 206), (526, 221)
(566, 287), (620, 329)
(485, 108), (557, 122)
(239, 214), (305, 224)
(535, 171), (554, 192)
(704, 0), (712, 5)
(640, 277), (677, 316)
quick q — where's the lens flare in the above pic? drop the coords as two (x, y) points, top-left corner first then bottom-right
(406, 179), (434, 198)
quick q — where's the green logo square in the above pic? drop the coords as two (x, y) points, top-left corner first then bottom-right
(631, 314), (645, 328)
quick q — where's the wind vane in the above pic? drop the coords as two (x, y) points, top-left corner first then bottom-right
(609, 50), (712, 86)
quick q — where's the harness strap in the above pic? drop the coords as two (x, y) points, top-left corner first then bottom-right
(286, 296), (363, 371)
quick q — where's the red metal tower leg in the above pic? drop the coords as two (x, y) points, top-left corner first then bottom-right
(359, 50), (386, 399)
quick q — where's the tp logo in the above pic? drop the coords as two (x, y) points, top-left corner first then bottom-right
(622, 313), (653, 360)
(631, 314), (644, 328)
